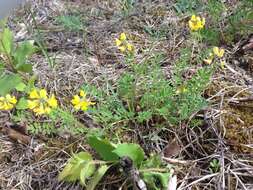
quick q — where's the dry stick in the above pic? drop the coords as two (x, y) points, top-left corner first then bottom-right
(162, 157), (191, 165)
(180, 173), (219, 190)
(230, 170), (248, 190)
(177, 163), (196, 189)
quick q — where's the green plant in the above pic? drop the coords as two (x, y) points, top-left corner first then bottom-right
(88, 50), (211, 128)
(0, 26), (37, 96)
(59, 135), (171, 190)
(12, 107), (88, 136)
(56, 14), (84, 31)
(120, 0), (135, 16)
(224, 0), (253, 43)
(209, 159), (220, 173)
(174, 0), (202, 14)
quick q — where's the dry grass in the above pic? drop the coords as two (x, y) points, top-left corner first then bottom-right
(0, 0), (252, 189)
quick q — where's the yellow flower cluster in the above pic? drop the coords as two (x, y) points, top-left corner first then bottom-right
(27, 89), (57, 115)
(0, 94), (17, 111)
(115, 33), (134, 53)
(204, 47), (225, 65)
(71, 90), (95, 111)
(188, 15), (205, 31)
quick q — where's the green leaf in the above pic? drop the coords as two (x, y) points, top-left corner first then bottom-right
(80, 162), (96, 185)
(58, 152), (93, 183)
(87, 136), (118, 161)
(16, 97), (28, 110)
(86, 165), (109, 190)
(0, 74), (22, 95)
(15, 63), (33, 73)
(142, 172), (170, 190)
(15, 82), (27, 92)
(0, 28), (13, 54)
(26, 75), (36, 92)
(113, 143), (145, 166)
(14, 41), (36, 73)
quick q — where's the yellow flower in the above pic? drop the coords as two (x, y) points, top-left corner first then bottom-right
(119, 46), (126, 52)
(126, 43), (134, 52)
(0, 94), (17, 111)
(47, 95), (57, 108)
(119, 33), (127, 41)
(176, 85), (187, 94)
(29, 89), (40, 99)
(28, 88), (57, 115)
(188, 15), (205, 31)
(115, 39), (122, 46)
(115, 32), (134, 54)
(204, 53), (214, 64)
(220, 60), (226, 70)
(213, 47), (224, 58)
(71, 90), (95, 111)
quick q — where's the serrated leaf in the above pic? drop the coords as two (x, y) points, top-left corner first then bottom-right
(86, 165), (109, 190)
(0, 28), (13, 54)
(16, 97), (28, 110)
(113, 143), (145, 166)
(0, 74), (22, 95)
(87, 136), (118, 161)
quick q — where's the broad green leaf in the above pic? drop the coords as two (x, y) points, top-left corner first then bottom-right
(86, 165), (109, 190)
(15, 63), (33, 73)
(16, 97), (28, 110)
(0, 74), (22, 95)
(15, 82), (27, 92)
(87, 136), (118, 161)
(142, 172), (170, 190)
(113, 143), (145, 166)
(80, 162), (96, 185)
(14, 41), (36, 70)
(58, 152), (93, 182)
(0, 61), (4, 73)
(26, 75), (36, 92)
(0, 28), (13, 54)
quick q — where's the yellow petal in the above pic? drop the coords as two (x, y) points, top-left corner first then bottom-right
(71, 95), (80, 106)
(79, 90), (86, 97)
(74, 102), (82, 110)
(213, 47), (224, 58)
(0, 102), (4, 110)
(218, 49), (224, 58)
(220, 60), (226, 69)
(126, 43), (134, 52)
(6, 102), (14, 110)
(118, 46), (126, 52)
(47, 95), (57, 108)
(6, 94), (17, 104)
(201, 18), (205, 26)
(204, 58), (213, 64)
(115, 39), (122, 46)
(191, 15), (196, 21)
(44, 107), (51, 114)
(34, 103), (45, 115)
(28, 100), (39, 109)
(119, 33), (127, 41)
(80, 101), (89, 111)
(29, 89), (39, 99)
(39, 89), (47, 99)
